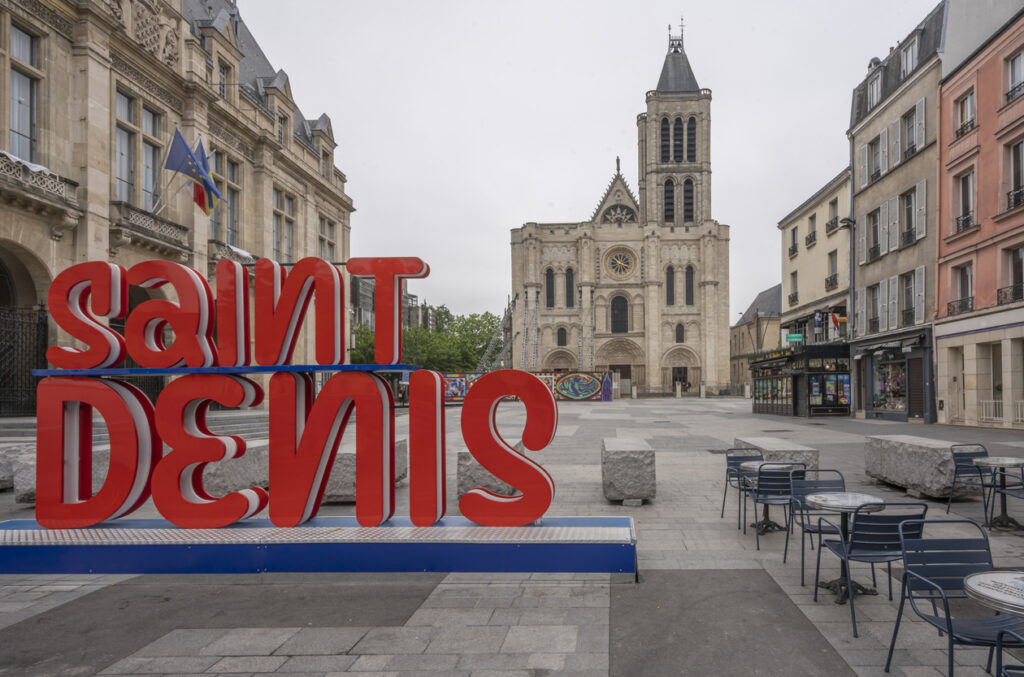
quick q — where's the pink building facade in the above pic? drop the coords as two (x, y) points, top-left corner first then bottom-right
(935, 12), (1024, 428)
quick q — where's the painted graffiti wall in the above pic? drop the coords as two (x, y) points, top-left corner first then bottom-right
(443, 372), (611, 402)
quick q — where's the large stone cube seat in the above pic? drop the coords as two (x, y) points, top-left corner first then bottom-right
(456, 441), (526, 498)
(865, 435), (970, 499)
(601, 438), (656, 505)
(733, 437), (819, 469)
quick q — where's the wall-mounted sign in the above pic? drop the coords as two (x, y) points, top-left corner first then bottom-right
(786, 333), (804, 342)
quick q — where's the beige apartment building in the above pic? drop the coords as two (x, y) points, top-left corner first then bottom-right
(779, 168), (851, 346)
(0, 0), (353, 414)
(730, 284), (780, 394)
(509, 25), (730, 395)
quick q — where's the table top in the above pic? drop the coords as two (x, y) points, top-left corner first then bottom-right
(739, 460), (795, 472)
(804, 492), (885, 512)
(964, 571), (1024, 616)
(973, 457), (1024, 468)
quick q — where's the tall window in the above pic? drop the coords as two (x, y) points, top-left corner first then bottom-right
(277, 112), (288, 146)
(672, 118), (683, 162)
(272, 188), (295, 262)
(665, 266), (675, 305)
(868, 137), (881, 178)
(141, 107), (160, 211)
(868, 285), (879, 323)
(610, 296), (628, 333)
(956, 263), (973, 301)
(685, 265), (694, 305)
(900, 37), (918, 79)
(902, 273), (915, 323)
(1011, 141), (1024, 209)
(565, 268), (574, 308)
(675, 324), (684, 343)
(9, 25), (37, 162)
(660, 118), (669, 162)
(828, 250), (838, 276)
(686, 117), (696, 162)
(209, 149), (240, 245)
(115, 92), (135, 204)
(683, 179), (694, 222)
(904, 108), (917, 155)
(960, 171), (974, 221)
(902, 190), (915, 235)
(956, 91), (975, 137)
(829, 198), (838, 222)
(1010, 51), (1024, 102)
(1009, 246), (1023, 288)
(808, 214), (816, 234)
(226, 161), (240, 246)
(545, 268), (554, 308)
(867, 75), (881, 109)
(318, 216), (337, 261)
(867, 209), (880, 252)
(557, 328), (567, 346)
(664, 179), (675, 223)
(218, 61), (230, 99)
(321, 150), (331, 178)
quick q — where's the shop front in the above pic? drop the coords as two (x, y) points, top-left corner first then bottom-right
(749, 345), (852, 417)
(850, 328), (934, 422)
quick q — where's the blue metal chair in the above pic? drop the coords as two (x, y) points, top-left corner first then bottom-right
(945, 443), (1011, 521)
(815, 501), (928, 637)
(885, 519), (1024, 676)
(744, 462), (805, 550)
(997, 630), (1024, 677)
(988, 468), (1024, 527)
(785, 468), (845, 586)
(721, 448), (762, 530)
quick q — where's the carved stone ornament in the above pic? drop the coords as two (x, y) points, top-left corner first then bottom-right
(111, 53), (183, 110)
(5, 0), (73, 38)
(601, 205), (636, 225)
(541, 244), (577, 264)
(208, 121), (256, 161)
(661, 244), (696, 262)
(130, 0), (179, 67)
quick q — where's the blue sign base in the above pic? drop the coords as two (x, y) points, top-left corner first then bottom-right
(0, 516), (636, 575)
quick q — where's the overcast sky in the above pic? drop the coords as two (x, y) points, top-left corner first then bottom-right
(240, 0), (939, 322)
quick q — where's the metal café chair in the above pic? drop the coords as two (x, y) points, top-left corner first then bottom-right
(997, 630), (1024, 677)
(815, 501), (928, 637)
(945, 443), (1014, 522)
(745, 462), (805, 550)
(885, 519), (1024, 676)
(721, 447), (763, 530)
(785, 468), (845, 586)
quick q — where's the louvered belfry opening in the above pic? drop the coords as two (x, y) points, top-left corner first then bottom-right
(683, 179), (694, 221)
(565, 268), (574, 308)
(660, 118), (670, 162)
(687, 117), (697, 162)
(664, 179), (675, 223)
(666, 266), (675, 305)
(611, 295), (629, 333)
(545, 268), (555, 307)
(673, 117), (684, 161)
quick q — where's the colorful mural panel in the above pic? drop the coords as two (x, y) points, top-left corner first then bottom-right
(441, 372), (610, 402)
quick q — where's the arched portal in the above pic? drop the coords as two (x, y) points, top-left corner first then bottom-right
(0, 241), (50, 416)
(543, 349), (577, 373)
(662, 345), (702, 395)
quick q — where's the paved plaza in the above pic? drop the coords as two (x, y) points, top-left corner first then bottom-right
(2, 397), (1024, 676)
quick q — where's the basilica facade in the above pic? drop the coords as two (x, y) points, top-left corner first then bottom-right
(509, 29), (730, 395)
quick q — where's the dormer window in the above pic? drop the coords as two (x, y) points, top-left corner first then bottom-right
(867, 74), (881, 110)
(900, 37), (918, 80)
(218, 61), (230, 99)
(277, 112), (288, 146)
(321, 150), (330, 178)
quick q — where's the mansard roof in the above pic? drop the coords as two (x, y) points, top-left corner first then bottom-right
(655, 33), (700, 94)
(736, 284), (782, 325)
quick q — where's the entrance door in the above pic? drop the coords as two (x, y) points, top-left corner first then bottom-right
(792, 375), (801, 416)
(672, 366), (688, 391)
(907, 358), (924, 418)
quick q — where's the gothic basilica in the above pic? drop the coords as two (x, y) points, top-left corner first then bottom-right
(509, 27), (730, 395)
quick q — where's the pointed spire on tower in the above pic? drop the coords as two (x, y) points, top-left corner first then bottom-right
(657, 18), (699, 93)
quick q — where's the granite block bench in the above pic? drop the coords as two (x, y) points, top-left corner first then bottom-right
(602, 438), (656, 506)
(864, 435), (970, 499)
(733, 437), (819, 469)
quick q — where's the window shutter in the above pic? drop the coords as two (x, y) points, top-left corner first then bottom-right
(915, 97), (926, 148)
(856, 288), (865, 337)
(914, 266), (925, 325)
(888, 275), (898, 330)
(858, 144), (868, 188)
(879, 200), (889, 255)
(880, 127), (889, 174)
(888, 197), (899, 251)
(915, 178), (927, 240)
(858, 216), (866, 265)
(892, 120), (901, 167)
(879, 279), (888, 330)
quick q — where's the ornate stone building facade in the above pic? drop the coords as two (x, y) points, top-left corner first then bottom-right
(0, 0), (353, 413)
(509, 28), (730, 395)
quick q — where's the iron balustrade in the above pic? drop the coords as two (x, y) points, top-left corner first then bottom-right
(788, 291), (799, 306)
(954, 212), (976, 234)
(947, 296), (974, 316)
(901, 229), (916, 247)
(1008, 187), (1024, 211)
(805, 230), (817, 246)
(825, 274), (838, 291)
(825, 217), (839, 234)
(997, 284), (1024, 305)
(954, 118), (975, 139)
(788, 244), (798, 257)
(1008, 81), (1024, 104)
(868, 243), (881, 261)
(870, 169), (881, 182)
(868, 317), (880, 333)
(904, 143), (917, 160)
(902, 308), (915, 327)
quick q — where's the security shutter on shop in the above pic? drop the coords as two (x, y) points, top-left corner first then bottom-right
(908, 358), (924, 418)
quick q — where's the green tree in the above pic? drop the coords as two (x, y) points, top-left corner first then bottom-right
(349, 323), (375, 364)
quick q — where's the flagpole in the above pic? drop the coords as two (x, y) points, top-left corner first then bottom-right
(151, 130), (205, 216)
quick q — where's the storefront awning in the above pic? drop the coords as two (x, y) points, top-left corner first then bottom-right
(901, 338), (920, 353)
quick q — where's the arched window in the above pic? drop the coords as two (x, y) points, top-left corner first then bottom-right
(545, 268), (554, 308)
(565, 268), (575, 308)
(666, 266), (675, 305)
(683, 179), (694, 222)
(686, 116), (697, 162)
(685, 265), (695, 306)
(557, 328), (567, 346)
(675, 324), (684, 343)
(611, 296), (628, 333)
(664, 179), (675, 223)
(660, 118), (670, 162)
(673, 118), (683, 162)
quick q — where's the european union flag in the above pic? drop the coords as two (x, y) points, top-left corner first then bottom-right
(165, 129), (223, 215)
(193, 140), (218, 216)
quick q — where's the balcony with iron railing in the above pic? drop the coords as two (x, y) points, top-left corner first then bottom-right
(868, 243), (881, 261)
(0, 151), (82, 240)
(901, 228), (917, 247)
(904, 143), (917, 160)
(947, 296), (974, 316)
(868, 317), (880, 333)
(998, 283), (1024, 305)
(788, 244), (798, 257)
(953, 212), (976, 235)
(901, 308), (915, 327)
(824, 273), (838, 291)
(109, 201), (191, 261)
(954, 118), (976, 139)
(870, 169), (881, 182)
(824, 217), (839, 234)
(1008, 81), (1024, 104)
(1008, 187), (1024, 211)
(805, 230), (817, 247)
(788, 291), (799, 306)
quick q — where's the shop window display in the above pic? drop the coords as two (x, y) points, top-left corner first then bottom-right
(873, 361), (907, 411)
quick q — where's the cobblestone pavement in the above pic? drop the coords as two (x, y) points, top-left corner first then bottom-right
(3, 397), (1024, 676)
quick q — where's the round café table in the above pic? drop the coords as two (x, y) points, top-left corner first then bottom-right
(965, 571), (1024, 616)
(739, 461), (794, 536)
(972, 457), (1024, 530)
(805, 492), (885, 604)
